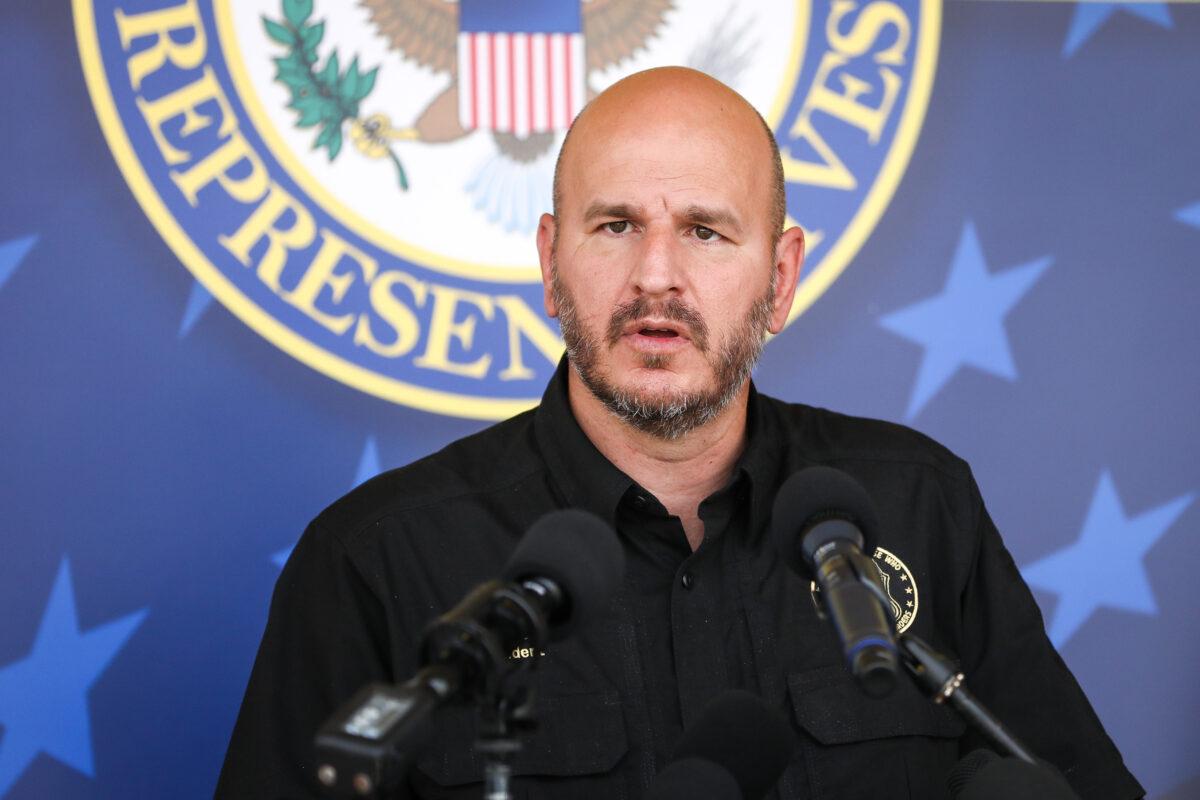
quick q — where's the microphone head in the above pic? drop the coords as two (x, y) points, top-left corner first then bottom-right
(502, 509), (624, 639)
(948, 750), (1080, 800)
(671, 690), (796, 800)
(645, 757), (743, 800)
(947, 749), (999, 797)
(769, 466), (880, 578)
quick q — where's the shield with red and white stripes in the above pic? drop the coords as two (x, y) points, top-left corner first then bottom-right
(456, 0), (586, 137)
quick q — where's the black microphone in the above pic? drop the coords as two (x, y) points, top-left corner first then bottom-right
(501, 507), (627, 638)
(948, 749), (1081, 799)
(314, 509), (624, 797)
(770, 467), (898, 697)
(647, 690), (797, 800)
(646, 758), (741, 800)
(419, 508), (625, 684)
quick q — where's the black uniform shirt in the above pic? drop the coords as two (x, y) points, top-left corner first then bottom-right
(217, 359), (1144, 800)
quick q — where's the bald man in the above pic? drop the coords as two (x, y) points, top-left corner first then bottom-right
(218, 69), (1142, 800)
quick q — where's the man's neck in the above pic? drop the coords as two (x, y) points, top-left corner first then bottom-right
(566, 367), (749, 550)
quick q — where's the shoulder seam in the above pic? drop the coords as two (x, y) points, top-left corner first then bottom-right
(763, 396), (972, 483)
(810, 450), (971, 484)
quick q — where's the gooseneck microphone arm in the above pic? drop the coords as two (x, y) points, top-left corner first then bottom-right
(771, 467), (1041, 768)
(898, 634), (1037, 764)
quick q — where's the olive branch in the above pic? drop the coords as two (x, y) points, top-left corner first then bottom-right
(263, 0), (409, 189)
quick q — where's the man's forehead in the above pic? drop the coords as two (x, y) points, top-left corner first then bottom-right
(559, 133), (759, 224)
(567, 94), (753, 165)
(554, 68), (774, 219)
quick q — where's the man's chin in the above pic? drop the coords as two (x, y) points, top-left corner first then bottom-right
(608, 368), (704, 403)
(570, 357), (740, 439)
(613, 385), (692, 411)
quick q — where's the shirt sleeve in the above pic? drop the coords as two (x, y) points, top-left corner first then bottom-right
(956, 477), (1145, 800)
(215, 521), (408, 799)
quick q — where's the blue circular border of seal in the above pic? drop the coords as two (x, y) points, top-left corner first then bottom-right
(75, 0), (939, 420)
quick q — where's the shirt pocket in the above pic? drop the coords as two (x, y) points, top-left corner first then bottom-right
(411, 691), (629, 800)
(787, 665), (965, 800)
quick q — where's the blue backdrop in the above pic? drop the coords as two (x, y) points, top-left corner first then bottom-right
(1, 2), (1198, 798)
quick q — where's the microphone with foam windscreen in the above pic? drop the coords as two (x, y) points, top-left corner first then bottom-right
(947, 749), (1081, 799)
(646, 759), (742, 800)
(314, 509), (624, 797)
(418, 508), (625, 680)
(770, 466), (898, 697)
(646, 690), (797, 800)
(497, 508), (626, 640)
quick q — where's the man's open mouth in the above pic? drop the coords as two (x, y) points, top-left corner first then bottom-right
(625, 319), (688, 340)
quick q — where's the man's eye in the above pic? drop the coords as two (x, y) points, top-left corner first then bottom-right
(694, 226), (720, 241)
(604, 221), (630, 234)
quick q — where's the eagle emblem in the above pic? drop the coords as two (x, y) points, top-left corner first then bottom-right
(809, 547), (919, 634)
(266, 0), (672, 231)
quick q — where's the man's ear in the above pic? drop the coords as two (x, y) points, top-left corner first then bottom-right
(768, 225), (805, 334)
(536, 213), (558, 317)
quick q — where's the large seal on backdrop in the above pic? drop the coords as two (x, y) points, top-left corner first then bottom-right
(76, 0), (938, 419)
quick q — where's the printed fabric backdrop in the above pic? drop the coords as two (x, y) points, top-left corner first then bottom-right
(1, 1), (1198, 797)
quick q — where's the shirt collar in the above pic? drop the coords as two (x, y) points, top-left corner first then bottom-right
(739, 382), (785, 542)
(534, 357), (784, 538)
(534, 358), (634, 531)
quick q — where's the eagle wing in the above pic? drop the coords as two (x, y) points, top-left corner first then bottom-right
(359, 0), (458, 75)
(583, 0), (674, 72)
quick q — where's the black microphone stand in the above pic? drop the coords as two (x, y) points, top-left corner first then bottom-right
(852, 573), (1038, 764)
(474, 683), (536, 800)
(314, 581), (547, 798)
(897, 634), (1036, 764)
(420, 581), (545, 800)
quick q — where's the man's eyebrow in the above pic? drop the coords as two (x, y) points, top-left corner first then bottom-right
(682, 205), (744, 236)
(583, 201), (643, 223)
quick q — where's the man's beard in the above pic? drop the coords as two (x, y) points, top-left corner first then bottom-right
(552, 266), (775, 440)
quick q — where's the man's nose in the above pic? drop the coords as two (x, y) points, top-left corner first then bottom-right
(630, 228), (683, 297)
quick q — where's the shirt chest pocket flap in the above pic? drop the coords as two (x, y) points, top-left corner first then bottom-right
(787, 665), (966, 799)
(788, 663), (965, 744)
(414, 691), (628, 788)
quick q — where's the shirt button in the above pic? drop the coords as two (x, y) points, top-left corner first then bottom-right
(681, 572), (695, 590)
(633, 494), (648, 508)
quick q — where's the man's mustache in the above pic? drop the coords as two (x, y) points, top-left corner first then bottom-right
(605, 297), (709, 352)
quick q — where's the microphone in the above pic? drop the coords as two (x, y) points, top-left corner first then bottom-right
(420, 508), (625, 683)
(947, 749), (1081, 799)
(314, 509), (624, 797)
(770, 467), (898, 697)
(503, 507), (626, 637)
(647, 690), (797, 800)
(646, 758), (741, 800)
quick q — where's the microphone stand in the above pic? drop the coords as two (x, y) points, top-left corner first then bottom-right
(313, 664), (542, 800)
(852, 574), (1038, 764)
(474, 683), (536, 800)
(314, 581), (545, 798)
(421, 581), (542, 800)
(897, 634), (1036, 764)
